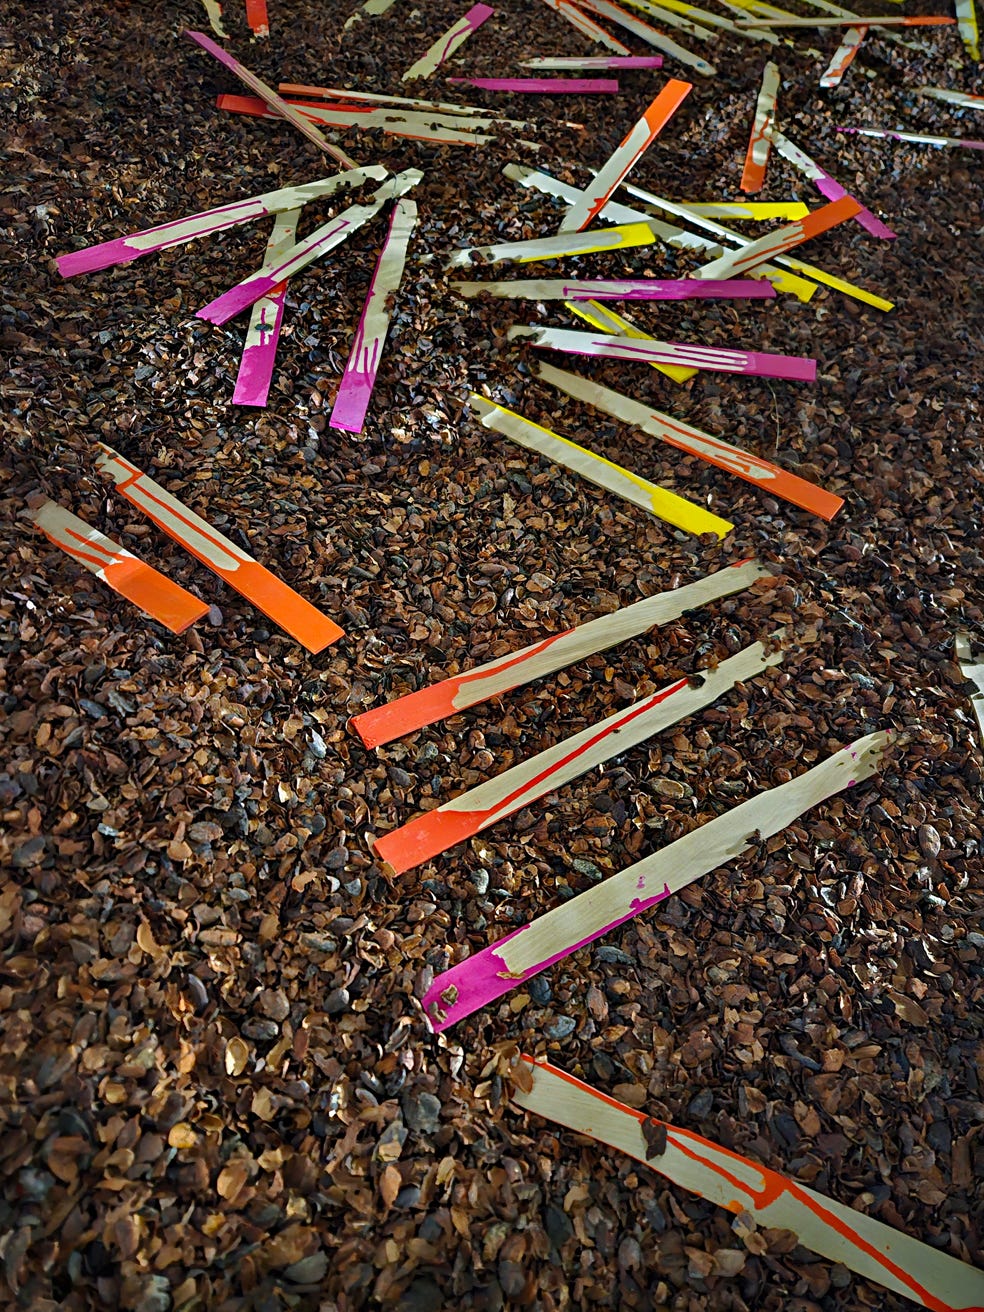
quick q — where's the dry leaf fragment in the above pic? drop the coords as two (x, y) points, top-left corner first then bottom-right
(168, 1122), (198, 1149)
(642, 1118), (667, 1160)
(380, 1163), (402, 1207)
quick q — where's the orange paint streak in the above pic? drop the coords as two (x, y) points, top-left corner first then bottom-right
(522, 1058), (974, 1312)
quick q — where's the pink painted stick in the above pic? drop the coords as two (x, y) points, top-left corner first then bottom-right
(446, 76), (620, 92)
(329, 198), (417, 434)
(231, 207), (300, 407)
(768, 132), (896, 241)
(184, 29), (359, 167)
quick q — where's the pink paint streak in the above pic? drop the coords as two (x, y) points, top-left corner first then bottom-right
(446, 77), (619, 92)
(231, 285), (288, 407)
(561, 278), (776, 301)
(422, 883), (672, 1030)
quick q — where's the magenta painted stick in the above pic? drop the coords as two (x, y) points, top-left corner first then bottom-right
(329, 198), (417, 435)
(197, 170), (421, 326)
(838, 125), (984, 150)
(422, 731), (892, 1030)
(231, 207), (300, 408)
(451, 276), (776, 301)
(508, 326), (817, 383)
(769, 131), (896, 241)
(184, 30), (359, 167)
(402, 4), (495, 81)
(55, 169), (388, 279)
(520, 55), (663, 67)
(446, 76), (620, 92)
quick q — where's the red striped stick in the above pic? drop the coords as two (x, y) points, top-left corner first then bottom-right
(351, 559), (769, 747)
(372, 635), (783, 874)
(30, 501), (208, 634)
(94, 446), (343, 652)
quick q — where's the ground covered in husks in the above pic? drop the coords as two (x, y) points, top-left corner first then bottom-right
(1, 0), (983, 1308)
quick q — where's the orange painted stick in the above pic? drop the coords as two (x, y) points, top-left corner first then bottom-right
(30, 500), (208, 634)
(734, 12), (954, 24)
(694, 195), (861, 280)
(740, 61), (779, 192)
(513, 1058), (984, 1312)
(94, 446), (344, 653)
(244, 0), (269, 35)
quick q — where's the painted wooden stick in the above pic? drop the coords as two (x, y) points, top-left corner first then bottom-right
(538, 0), (632, 52)
(918, 85), (984, 108)
(734, 12), (954, 23)
(198, 169), (422, 325)
(184, 30), (358, 167)
(55, 168), (387, 278)
(511, 1058), (984, 1312)
(329, 198), (416, 434)
(504, 163), (820, 303)
(621, 0), (779, 44)
(351, 559), (768, 748)
(520, 54), (663, 66)
(422, 730), (890, 1029)
(955, 634), (984, 748)
(344, 0), (397, 29)
(741, 61), (780, 192)
(469, 395), (733, 536)
(94, 446), (344, 652)
(782, 0), (925, 49)
(685, 201), (809, 218)
(218, 94), (523, 148)
(837, 124), (984, 149)
(603, 0), (718, 43)
(402, 3), (495, 81)
(575, 0), (718, 73)
(955, 0), (981, 59)
(819, 24), (866, 86)
(279, 82), (533, 124)
(559, 80), (693, 231)
(232, 207), (300, 408)
(451, 276), (775, 300)
(201, 0), (227, 38)
(376, 635), (779, 875)
(30, 501), (209, 635)
(443, 222), (655, 268)
(692, 196), (862, 281)
(768, 131), (895, 240)
(446, 76), (619, 92)
(566, 300), (696, 382)
(622, 183), (894, 310)
(510, 325), (817, 383)
(244, 0), (269, 36)
(537, 361), (843, 518)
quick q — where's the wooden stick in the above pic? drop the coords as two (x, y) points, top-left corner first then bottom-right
(511, 1058), (984, 1312)
(197, 169), (422, 325)
(442, 221), (655, 268)
(819, 24), (867, 86)
(917, 85), (984, 109)
(344, 0), (397, 30)
(559, 80), (693, 231)
(329, 198), (417, 434)
(503, 162), (820, 303)
(837, 124), (984, 149)
(684, 200), (809, 218)
(768, 130), (895, 239)
(244, 0), (269, 36)
(422, 731), (891, 1028)
(279, 82), (532, 124)
(621, 0), (779, 43)
(519, 54), (663, 66)
(446, 76), (620, 92)
(955, 634), (984, 748)
(450, 276), (775, 300)
(734, 12), (954, 24)
(232, 207), (300, 408)
(375, 634), (781, 875)
(741, 61), (780, 192)
(30, 501), (208, 634)
(183, 30), (358, 167)
(691, 195), (862, 280)
(955, 0), (981, 59)
(536, 360), (844, 518)
(565, 299), (696, 382)
(93, 446), (344, 652)
(55, 168), (387, 278)
(575, 0), (718, 73)
(352, 559), (768, 747)
(201, 0), (227, 38)
(509, 324), (818, 382)
(622, 183), (894, 310)
(537, 0), (632, 52)
(402, 3), (495, 81)
(468, 395), (733, 536)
